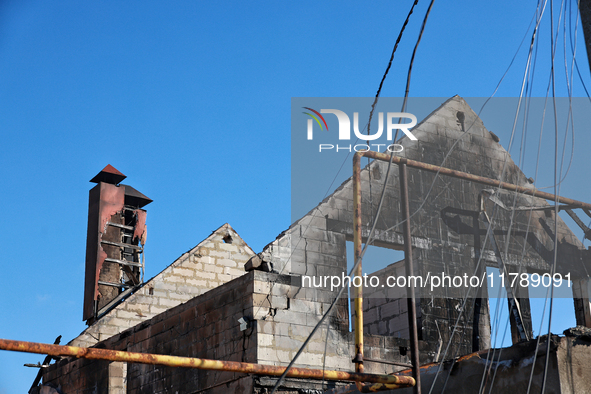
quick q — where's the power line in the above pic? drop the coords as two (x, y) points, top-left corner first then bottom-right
(271, 1), (438, 392)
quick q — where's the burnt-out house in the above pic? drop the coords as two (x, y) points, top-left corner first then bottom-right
(30, 96), (591, 393)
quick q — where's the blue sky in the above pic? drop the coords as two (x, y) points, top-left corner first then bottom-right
(1, 1), (590, 393)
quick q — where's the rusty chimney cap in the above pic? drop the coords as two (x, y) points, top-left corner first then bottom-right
(90, 164), (127, 184)
(123, 185), (152, 208)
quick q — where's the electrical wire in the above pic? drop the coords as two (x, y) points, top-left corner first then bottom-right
(396, 0), (436, 141)
(267, 1), (586, 392)
(368, 0), (420, 246)
(270, 1), (437, 392)
(427, 2), (551, 392)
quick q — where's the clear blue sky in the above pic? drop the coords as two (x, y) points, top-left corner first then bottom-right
(1, 1), (590, 393)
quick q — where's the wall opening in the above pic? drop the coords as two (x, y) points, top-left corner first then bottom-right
(487, 266), (577, 347)
(345, 241), (405, 275)
(346, 241), (406, 333)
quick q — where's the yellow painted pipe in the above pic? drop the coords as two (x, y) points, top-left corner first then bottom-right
(0, 338), (415, 387)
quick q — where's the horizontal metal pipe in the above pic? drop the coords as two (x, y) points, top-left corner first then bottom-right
(97, 280), (131, 288)
(106, 221), (135, 231)
(0, 339), (415, 387)
(356, 151), (591, 210)
(100, 240), (143, 251)
(104, 257), (142, 268)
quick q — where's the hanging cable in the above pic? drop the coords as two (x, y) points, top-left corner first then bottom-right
(395, 0), (436, 143)
(427, 2), (550, 392)
(271, 2), (439, 392)
(368, 0), (420, 239)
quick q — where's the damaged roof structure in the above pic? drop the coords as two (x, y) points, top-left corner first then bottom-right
(6, 96), (591, 393)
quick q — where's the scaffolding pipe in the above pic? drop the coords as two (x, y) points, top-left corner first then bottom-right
(0, 339), (415, 388)
(358, 150), (591, 210)
(399, 162), (422, 394)
(353, 153), (364, 375)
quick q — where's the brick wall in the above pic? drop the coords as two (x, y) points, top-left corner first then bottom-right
(44, 270), (412, 393)
(70, 223), (254, 348)
(45, 270), (259, 393)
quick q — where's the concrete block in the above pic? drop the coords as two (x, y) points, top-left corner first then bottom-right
(274, 336), (305, 352)
(217, 258), (237, 267)
(159, 298), (182, 308)
(257, 346), (279, 363)
(169, 288), (195, 299)
(253, 280), (271, 294)
(274, 309), (308, 325)
(253, 307), (272, 320)
(202, 249), (229, 258)
(245, 255), (263, 271)
(195, 271), (217, 280)
(257, 320), (274, 335)
(153, 281), (177, 291)
(151, 289), (168, 297)
(207, 280), (222, 288)
(219, 243), (239, 252)
(163, 275), (186, 284)
(274, 322), (290, 337)
(289, 299), (319, 314)
(186, 278), (208, 287)
(172, 267), (195, 277)
(295, 352), (323, 366)
(289, 324), (314, 340)
(130, 295), (154, 305)
(98, 324), (121, 336)
(301, 227), (328, 242)
(258, 333), (275, 347)
(224, 267), (245, 277)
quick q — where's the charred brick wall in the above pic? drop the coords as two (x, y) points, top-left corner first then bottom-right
(45, 270), (259, 393)
(44, 269), (413, 393)
(70, 224), (254, 349)
(264, 96), (586, 363)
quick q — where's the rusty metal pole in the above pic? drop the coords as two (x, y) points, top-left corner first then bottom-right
(352, 153), (364, 374)
(0, 338), (415, 388)
(358, 150), (591, 210)
(399, 160), (421, 394)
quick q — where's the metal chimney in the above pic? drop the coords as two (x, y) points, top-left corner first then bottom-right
(83, 165), (152, 324)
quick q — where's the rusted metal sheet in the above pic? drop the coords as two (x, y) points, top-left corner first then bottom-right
(96, 184), (125, 307)
(132, 209), (147, 245)
(83, 181), (125, 321)
(123, 185), (152, 208)
(0, 339), (415, 388)
(89, 164), (126, 185)
(83, 166), (152, 322)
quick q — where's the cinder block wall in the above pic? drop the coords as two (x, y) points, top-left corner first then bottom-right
(263, 96), (586, 362)
(43, 270), (412, 393)
(70, 223), (254, 348)
(45, 270), (259, 393)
